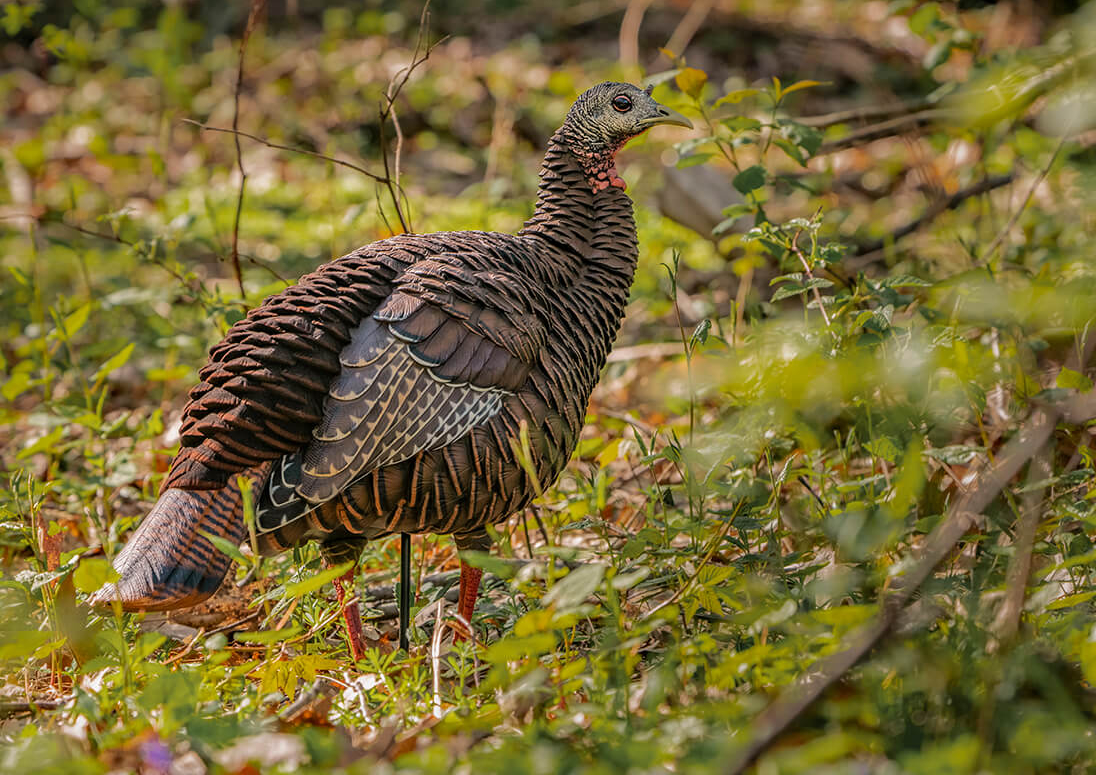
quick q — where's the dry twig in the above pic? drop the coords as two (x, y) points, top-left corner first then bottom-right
(228, 0), (267, 302)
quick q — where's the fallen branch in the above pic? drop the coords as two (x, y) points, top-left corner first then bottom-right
(992, 445), (1052, 643)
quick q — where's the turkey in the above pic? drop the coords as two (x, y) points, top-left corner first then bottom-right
(91, 82), (691, 657)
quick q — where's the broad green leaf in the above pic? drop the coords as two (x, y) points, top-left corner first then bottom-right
(1057, 367), (1093, 392)
(676, 152), (713, 168)
(72, 557), (119, 594)
(733, 164), (766, 194)
(0, 631), (52, 661)
(235, 625), (303, 644)
(2, 370), (32, 401)
(611, 567), (650, 590)
(52, 302), (92, 341)
(284, 561), (353, 599)
(460, 550), (516, 579)
(908, 2), (940, 36)
(199, 531), (248, 565)
(484, 632), (556, 664)
(543, 563), (605, 611)
(1045, 590), (1096, 611)
(865, 436), (901, 464)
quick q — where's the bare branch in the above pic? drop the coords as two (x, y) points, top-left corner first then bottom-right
(376, 2), (446, 233)
(798, 98), (937, 129)
(852, 173), (1015, 263)
(817, 108), (955, 155)
(228, 0), (266, 303)
(182, 120), (387, 182)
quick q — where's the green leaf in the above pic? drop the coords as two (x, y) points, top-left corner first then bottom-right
(611, 567), (650, 590)
(2, 370), (32, 401)
(543, 563), (605, 611)
(714, 88), (759, 106)
(865, 436), (901, 464)
(780, 121), (823, 157)
(713, 204), (753, 235)
(235, 625), (303, 644)
(72, 557), (120, 594)
(780, 79), (823, 96)
(1057, 367), (1093, 392)
(52, 302), (92, 341)
(908, 2), (940, 36)
(733, 165), (767, 195)
(675, 67), (708, 99)
(484, 632), (556, 664)
(0, 631), (53, 661)
(1045, 590), (1096, 611)
(93, 343), (135, 385)
(676, 152), (714, 168)
(773, 137), (807, 166)
(284, 561), (354, 599)
(722, 116), (762, 134)
(460, 550), (516, 579)
(199, 531), (248, 565)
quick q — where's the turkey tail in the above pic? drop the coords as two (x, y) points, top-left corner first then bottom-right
(90, 464), (270, 611)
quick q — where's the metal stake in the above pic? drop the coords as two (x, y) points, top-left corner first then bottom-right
(399, 532), (411, 652)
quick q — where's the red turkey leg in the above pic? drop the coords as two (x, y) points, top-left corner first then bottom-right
(332, 568), (367, 661)
(453, 560), (483, 642)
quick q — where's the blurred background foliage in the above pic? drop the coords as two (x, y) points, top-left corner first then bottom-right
(2, 0), (1096, 773)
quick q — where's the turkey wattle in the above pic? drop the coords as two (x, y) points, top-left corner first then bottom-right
(91, 82), (691, 657)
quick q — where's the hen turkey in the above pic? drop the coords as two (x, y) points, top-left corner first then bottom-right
(92, 82), (691, 657)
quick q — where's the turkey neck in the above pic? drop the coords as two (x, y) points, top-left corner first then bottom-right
(516, 130), (640, 434)
(518, 130), (639, 287)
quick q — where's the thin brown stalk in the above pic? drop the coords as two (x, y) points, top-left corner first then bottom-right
(817, 108), (955, 155)
(977, 134), (1067, 265)
(376, 1), (446, 234)
(228, 0), (266, 302)
(789, 224), (831, 327)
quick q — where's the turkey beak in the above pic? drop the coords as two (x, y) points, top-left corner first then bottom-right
(639, 105), (693, 130)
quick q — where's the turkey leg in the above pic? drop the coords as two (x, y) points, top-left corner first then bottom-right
(330, 564), (367, 661)
(453, 530), (491, 641)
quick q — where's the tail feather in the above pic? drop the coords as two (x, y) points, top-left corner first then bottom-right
(90, 465), (270, 611)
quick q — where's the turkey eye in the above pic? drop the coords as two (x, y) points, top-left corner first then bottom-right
(612, 95), (633, 112)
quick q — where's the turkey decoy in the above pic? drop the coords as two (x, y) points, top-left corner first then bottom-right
(91, 82), (691, 658)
